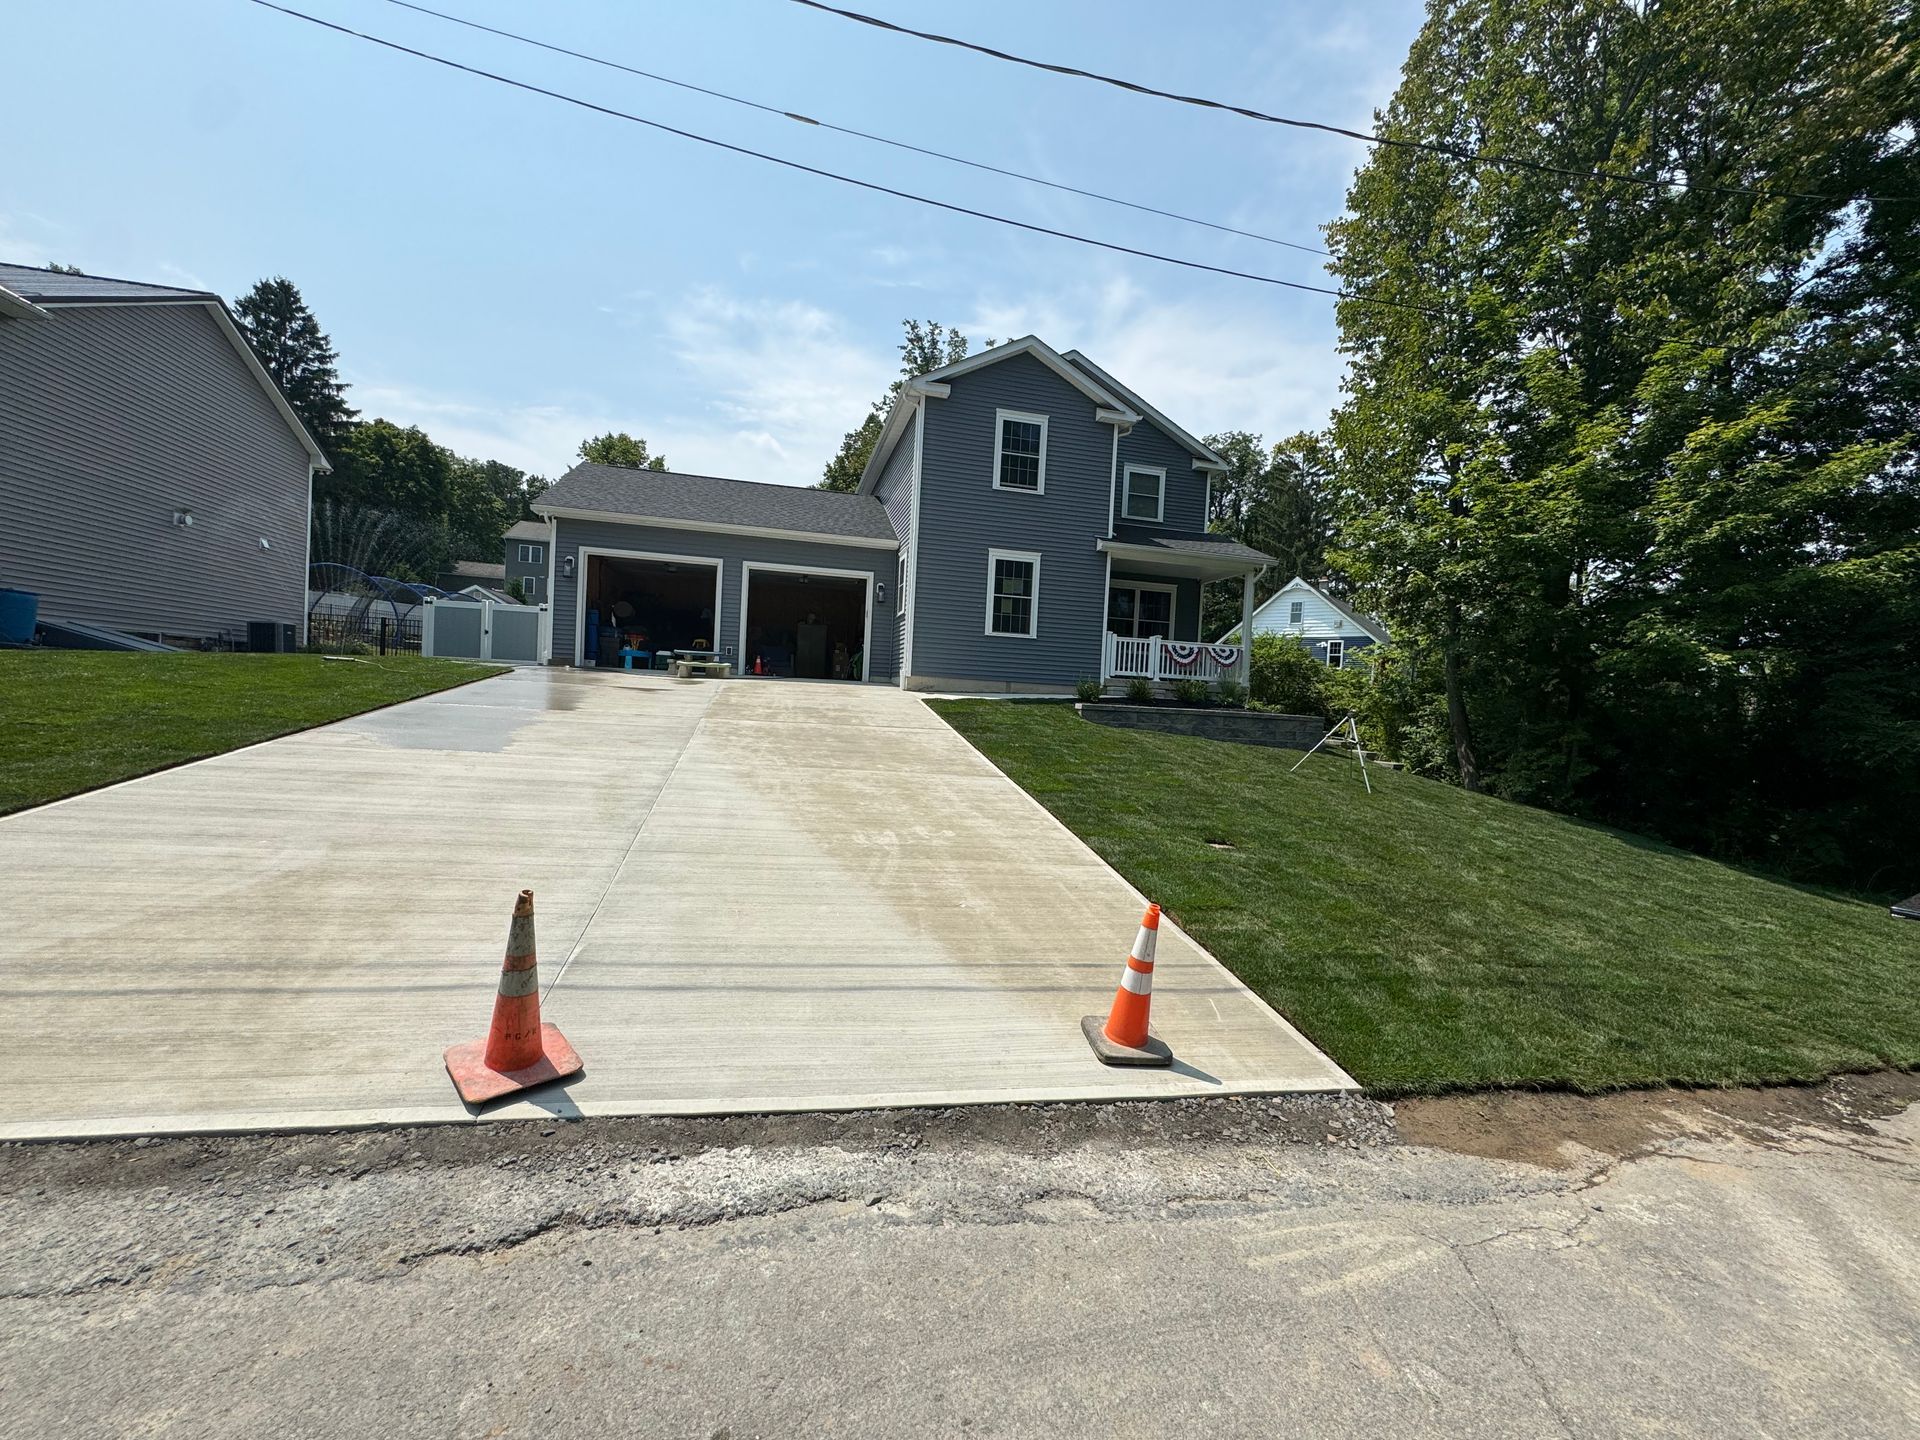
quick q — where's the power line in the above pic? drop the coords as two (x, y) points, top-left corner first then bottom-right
(381, 0), (1331, 258)
(245, 1), (1440, 315)
(789, 0), (1907, 207)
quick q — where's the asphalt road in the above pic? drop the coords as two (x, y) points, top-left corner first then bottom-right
(3, 1081), (1916, 1438)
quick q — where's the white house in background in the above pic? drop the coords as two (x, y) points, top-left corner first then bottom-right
(1226, 575), (1390, 669)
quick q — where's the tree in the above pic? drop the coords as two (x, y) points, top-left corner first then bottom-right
(45, 262), (84, 275)
(1200, 431), (1338, 640)
(446, 456), (545, 562)
(819, 320), (982, 492)
(232, 277), (356, 450)
(578, 432), (667, 470)
(323, 419), (454, 523)
(1329, 0), (1920, 877)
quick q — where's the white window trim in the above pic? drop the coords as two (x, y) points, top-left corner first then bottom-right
(1106, 580), (1177, 639)
(1121, 464), (1166, 523)
(522, 575), (541, 600)
(984, 548), (1041, 639)
(518, 543), (543, 564)
(1326, 638), (1344, 669)
(992, 409), (1049, 495)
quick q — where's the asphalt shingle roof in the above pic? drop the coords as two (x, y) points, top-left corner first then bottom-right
(1108, 524), (1275, 568)
(536, 464), (899, 543)
(0, 262), (213, 304)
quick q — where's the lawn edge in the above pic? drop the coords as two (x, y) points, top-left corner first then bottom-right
(0, 658), (509, 820)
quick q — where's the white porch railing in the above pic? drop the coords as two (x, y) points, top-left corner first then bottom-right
(1102, 634), (1244, 684)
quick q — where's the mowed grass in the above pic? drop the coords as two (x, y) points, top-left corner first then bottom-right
(0, 651), (503, 814)
(932, 700), (1920, 1096)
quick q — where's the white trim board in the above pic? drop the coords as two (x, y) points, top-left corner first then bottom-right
(573, 545), (726, 668)
(993, 409), (1049, 495)
(1121, 464), (1167, 523)
(536, 505), (898, 551)
(737, 560), (875, 684)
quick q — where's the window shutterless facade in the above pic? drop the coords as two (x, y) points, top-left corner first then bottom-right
(518, 543), (544, 564)
(1325, 638), (1344, 668)
(984, 549), (1040, 638)
(1289, 600), (1304, 624)
(522, 575), (541, 600)
(993, 410), (1048, 493)
(1121, 465), (1166, 522)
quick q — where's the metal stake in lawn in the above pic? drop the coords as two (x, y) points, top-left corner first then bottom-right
(1289, 713), (1373, 794)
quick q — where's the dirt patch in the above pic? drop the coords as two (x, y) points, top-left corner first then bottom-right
(1394, 1069), (1920, 1169)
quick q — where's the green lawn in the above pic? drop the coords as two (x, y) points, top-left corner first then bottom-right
(932, 700), (1920, 1096)
(0, 652), (504, 814)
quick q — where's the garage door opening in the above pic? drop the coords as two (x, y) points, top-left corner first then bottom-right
(742, 565), (870, 681)
(583, 552), (722, 668)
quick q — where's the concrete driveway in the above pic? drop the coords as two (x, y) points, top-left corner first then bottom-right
(0, 669), (1350, 1139)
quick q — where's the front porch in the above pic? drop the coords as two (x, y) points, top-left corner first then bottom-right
(1096, 528), (1267, 690)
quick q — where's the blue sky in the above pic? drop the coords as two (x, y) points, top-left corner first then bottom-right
(3, 0), (1423, 485)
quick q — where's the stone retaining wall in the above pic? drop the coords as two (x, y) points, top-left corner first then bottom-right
(1077, 704), (1324, 751)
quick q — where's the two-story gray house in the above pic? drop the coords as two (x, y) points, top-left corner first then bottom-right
(0, 262), (328, 647)
(531, 335), (1271, 689)
(503, 518), (549, 603)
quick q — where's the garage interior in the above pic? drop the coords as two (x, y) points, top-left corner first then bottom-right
(744, 569), (867, 680)
(584, 555), (720, 667)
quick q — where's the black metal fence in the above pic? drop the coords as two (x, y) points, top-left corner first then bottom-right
(306, 609), (423, 655)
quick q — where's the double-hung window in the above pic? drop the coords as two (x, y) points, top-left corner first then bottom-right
(518, 543), (543, 564)
(1121, 465), (1166, 522)
(522, 575), (541, 601)
(985, 549), (1040, 638)
(1288, 600), (1304, 625)
(993, 410), (1047, 493)
(1325, 638), (1344, 669)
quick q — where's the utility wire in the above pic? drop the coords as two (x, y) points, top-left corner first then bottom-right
(789, 0), (1909, 207)
(245, 1), (1441, 315)
(382, 0), (1330, 258)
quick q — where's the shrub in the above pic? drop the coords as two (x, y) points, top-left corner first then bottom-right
(1247, 634), (1329, 715)
(1170, 678), (1212, 705)
(1125, 676), (1155, 704)
(1214, 677), (1247, 708)
(1075, 677), (1104, 703)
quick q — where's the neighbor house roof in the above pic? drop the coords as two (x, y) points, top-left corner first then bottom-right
(1245, 576), (1391, 644)
(534, 463), (899, 548)
(504, 518), (549, 542)
(0, 261), (329, 468)
(446, 559), (508, 582)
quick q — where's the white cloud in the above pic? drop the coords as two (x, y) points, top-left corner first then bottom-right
(350, 287), (897, 486)
(965, 275), (1344, 443)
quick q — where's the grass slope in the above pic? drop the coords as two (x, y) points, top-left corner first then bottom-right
(0, 652), (503, 814)
(932, 700), (1920, 1096)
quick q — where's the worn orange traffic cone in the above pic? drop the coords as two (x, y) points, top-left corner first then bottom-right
(444, 889), (584, 1105)
(1080, 903), (1174, 1066)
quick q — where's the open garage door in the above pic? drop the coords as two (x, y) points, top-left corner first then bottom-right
(582, 550), (723, 668)
(741, 564), (871, 681)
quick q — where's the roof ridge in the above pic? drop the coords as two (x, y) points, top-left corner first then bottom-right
(572, 461), (883, 502)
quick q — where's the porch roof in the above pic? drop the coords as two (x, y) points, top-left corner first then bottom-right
(1099, 526), (1272, 579)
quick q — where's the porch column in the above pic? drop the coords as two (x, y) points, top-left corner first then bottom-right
(1239, 570), (1256, 685)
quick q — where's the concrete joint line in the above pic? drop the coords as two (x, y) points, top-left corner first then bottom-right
(541, 686), (720, 1003)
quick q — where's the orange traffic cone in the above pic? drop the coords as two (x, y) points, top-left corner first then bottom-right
(1081, 903), (1174, 1066)
(444, 889), (584, 1105)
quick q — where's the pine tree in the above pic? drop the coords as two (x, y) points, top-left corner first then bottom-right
(232, 277), (356, 450)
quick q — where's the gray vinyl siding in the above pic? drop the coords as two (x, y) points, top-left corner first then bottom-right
(871, 403), (918, 679)
(504, 539), (549, 602)
(1110, 568), (1202, 642)
(0, 303), (312, 642)
(1113, 416), (1208, 532)
(909, 352), (1112, 687)
(548, 516), (898, 681)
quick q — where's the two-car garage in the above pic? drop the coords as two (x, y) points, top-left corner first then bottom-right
(541, 465), (898, 683)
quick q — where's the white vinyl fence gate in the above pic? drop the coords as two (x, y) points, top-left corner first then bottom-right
(420, 597), (551, 665)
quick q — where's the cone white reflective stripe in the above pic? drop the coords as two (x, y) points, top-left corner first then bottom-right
(1120, 965), (1154, 995)
(1129, 923), (1157, 965)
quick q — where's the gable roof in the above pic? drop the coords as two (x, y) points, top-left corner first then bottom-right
(856, 334), (1144, 494)
(1247, 576), (1391, 643)
(504, 518), (549, 542)
(0, 261), (329, 468)
(535, 463), (898, 548)
(1061, 350), (1226, 471)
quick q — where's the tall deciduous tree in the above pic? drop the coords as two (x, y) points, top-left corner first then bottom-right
(232, 277), (357, 450)
(1330, 0), (1919, 877)
(577, 432), (667, 470)
(820, 321), (982, 492)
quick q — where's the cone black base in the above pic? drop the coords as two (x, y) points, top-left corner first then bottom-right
(1081, 1015), (1174, 1067)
